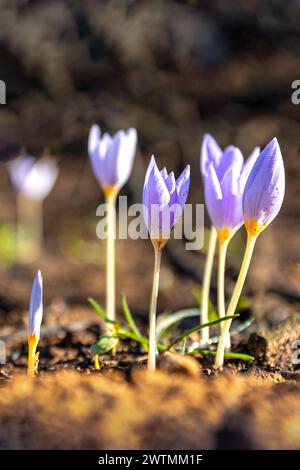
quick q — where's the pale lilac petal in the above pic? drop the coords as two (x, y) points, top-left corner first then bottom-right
(201, 134), (222, 179)
(89, 126), (137, 189)
(88, 124), (101, 156)
(143, 159), (190, 240)
(176, 164), (190, 208)
(29, 271), (43, 340)
(143, 156), (170, 237)
(116, 127), (137, 188)
(204, 163), (224, 230)
(89, 133), (111, 184)
(101, 130), (124, 186)
(164, 171), (176, 194)
(240, 146), (260, 191)
(18, 158), (58, 200)
(220, 164), (243, 231)
(160, 167), (168, 180)
(216, 145), (243, 180)
(7, 155), (36, 191)
(243, 138), (285, 229)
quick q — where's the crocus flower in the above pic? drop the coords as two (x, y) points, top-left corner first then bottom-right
(88, 124), (137, 192)
(201, 133), (260, 186)
(143, 156), (190, 246)
(8, 155), (58, 200)
(215, 137), (285, 368)
(204, 145), (260, 244)
(143, 156), (190, 371)
(243, 137), (285, 236)
(200, 134), (260, 346)
(28, 270), (43, 376)
(88, 124), (137, 323)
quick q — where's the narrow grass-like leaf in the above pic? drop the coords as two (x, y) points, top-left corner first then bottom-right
(88, 297), (114, 324)
(189, 349), (254, 362)
(117, 328), (166, 352)
(156, 308), (199, 339)
(121, 293), (143, 339)
(167, 315), (238, 350)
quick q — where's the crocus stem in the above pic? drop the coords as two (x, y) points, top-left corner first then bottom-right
(215, 233), (257, 368)
(17, 194), (43, 262)
(200, 226), (217, 342)
(27, 335), (39, 377)
(148, 244), (162, 371)
(104, 189), (118, 322)
(218, 240), (231, 350)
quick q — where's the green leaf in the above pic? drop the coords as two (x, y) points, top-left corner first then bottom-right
(156, 308), (199, 339)
(121, 293), (142, 339)
(88, 297), (114, 324)
(167, 315), (239, 350)
(189, 349), (254, 362)
(91, 334), (119, 355)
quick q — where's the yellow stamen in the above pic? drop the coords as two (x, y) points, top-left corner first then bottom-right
(151, 236), (167, 252)
(27, 334), (39, 377)
(217, 227), (231, 245)
(244, 218), (267, 237)
(103, 185), (119, 198)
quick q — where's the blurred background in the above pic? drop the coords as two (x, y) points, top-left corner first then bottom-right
(0, 0), (299, 336)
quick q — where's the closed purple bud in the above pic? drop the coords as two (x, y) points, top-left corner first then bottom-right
(143, 156), (190, 243)
(88, 124), (137, 191)
(243, 138), (285, 236)
(8, 156), (58, 200)
(29, 271), (43, 341)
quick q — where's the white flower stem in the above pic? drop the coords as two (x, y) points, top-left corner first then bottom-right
(218, 240), (231, 350)
(215, 233), (257, 368)
(105, 189), (117, 322)
(148, 243), (162, 372)
(200, 226), (217, 342)
(16, 194), (43, 262)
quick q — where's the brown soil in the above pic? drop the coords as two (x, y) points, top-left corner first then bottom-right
(0, 313), (300, 450)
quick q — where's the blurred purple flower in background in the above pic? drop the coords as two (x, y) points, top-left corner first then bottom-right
(8, 155), (58, 200)
(243, 137), (285, 236)
(88, 124), (137, 191)
(143, 156), (190, 244)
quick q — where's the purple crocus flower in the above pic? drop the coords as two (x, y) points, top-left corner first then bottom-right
(8, 155), (58, 200)
(204, 144), (260, 244)
(29, 270), (43, 342)
(243, 137), (285, 236)
(88, 124), (137, 191)
(143, 156), (190, 244)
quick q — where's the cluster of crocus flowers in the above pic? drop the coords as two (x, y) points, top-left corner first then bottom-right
(27, 270), (43, 377)
(213, 137), (285, 367)
(88, 125), (137, 322)
(143, 156), (190, 371)
(201, 135), (260, 348)
(7, 155), (58, 262)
